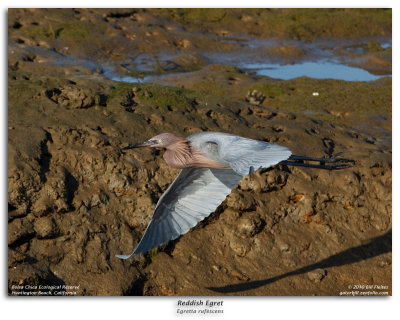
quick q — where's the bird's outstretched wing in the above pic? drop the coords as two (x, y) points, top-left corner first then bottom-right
(220, 137), (292, 176)
(190, 132), (292, 176)
(116, 167), (242, 259)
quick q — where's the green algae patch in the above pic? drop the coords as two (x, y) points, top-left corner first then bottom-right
(246, 77), (392, 118)
(168, 62), (391, 125)
(19, 23), (57, 40)
(136, 84), (202, 110)
(8, 78), (39, 101)
(108, 82), (138, 101)
(165, 8), (228, 24)
(55, 21), (91, 40)
(257, 8), (391, 40)
(190, 64), (244, 98)
(108, 82), (207, 111)
(140, 244), (169, 268)
(19, 20), (91, 41)
(156, 8), (391, 40)
(192, 78), (226, 97)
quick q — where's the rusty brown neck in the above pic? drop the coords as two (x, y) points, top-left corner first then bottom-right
(162, 139), (228, 169)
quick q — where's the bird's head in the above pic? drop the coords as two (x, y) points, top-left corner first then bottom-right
(123, 133), (184, 150)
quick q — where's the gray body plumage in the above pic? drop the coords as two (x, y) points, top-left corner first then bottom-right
(116, 132), (291, 259)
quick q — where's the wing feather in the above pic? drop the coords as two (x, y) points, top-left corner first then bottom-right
(116, 167), (242, 259)
(221, 138), (291, 176)
(169, 214), (184, 234)
(188, 132), (292, 176)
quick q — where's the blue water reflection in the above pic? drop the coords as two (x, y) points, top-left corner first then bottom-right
(239, 61), (385, 81)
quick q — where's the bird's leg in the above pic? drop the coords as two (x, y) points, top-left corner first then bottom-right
(281, 153), (355, 170)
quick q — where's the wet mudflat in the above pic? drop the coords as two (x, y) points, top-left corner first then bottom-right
(8, 8), (391, 296)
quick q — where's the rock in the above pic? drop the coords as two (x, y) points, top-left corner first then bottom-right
(82, 192), (108, 210)
(239, 175), (267, 192)
(215, 29), (231, 37)
(245, 89), (265, 105)
(120, 88), (137, 111)
(8, 261), (57, 294)
(175, 38), (191, 48)
(290, 194), (305, 203)
(229, 234), (251, 257)
(344, 202), (354, 210)
(8, 202), (29, 220)
(29, 238), (64, 264)
(160, 286), (175, 296)
(230, 269), (250, 281)
(379, 259), (391, 267)
(108, 174), (128, 196)
(16, 35), (37, 46)
(132, 86), (141, 93)
(34, 217), (59, 239)
(272, 125), (285, 132)
(287, 196), (314, 223)
(8, 218), (34, 246)
(125, 33), (137, 40)
(226, 191), (256, 211)
(279, 242), (290, 252)
(8, 248), (26, 268)
(212, 265), (221, 271)
(307, 269), (327, 282)
(150, 113), (164, 125)
(45, 86), (105, 109)
(240, 14), (253, 22)
(31, 166), (74, 216)
(237, 213), (264, 237)
(32, 185), (69, 216)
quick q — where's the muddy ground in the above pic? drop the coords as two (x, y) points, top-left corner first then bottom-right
(8, 8), (391, 296)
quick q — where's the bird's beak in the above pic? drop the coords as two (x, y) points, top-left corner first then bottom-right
(123, 140), (156, 150)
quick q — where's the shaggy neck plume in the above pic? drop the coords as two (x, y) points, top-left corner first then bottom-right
(163, 138), (227, 169)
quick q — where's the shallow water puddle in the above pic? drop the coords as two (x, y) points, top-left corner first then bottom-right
(106, 59), (388, 84)
(238, 61), (386, 81)
(12, 41), (390, 84)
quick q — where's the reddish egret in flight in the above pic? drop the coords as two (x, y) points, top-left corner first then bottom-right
(116, 132), (353, 259)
